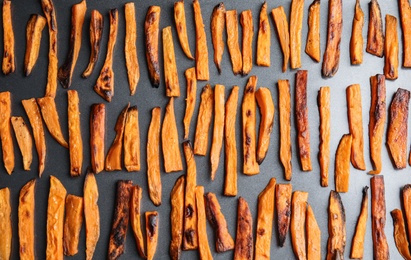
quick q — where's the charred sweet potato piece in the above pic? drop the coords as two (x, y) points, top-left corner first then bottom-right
(391, 209), (411, 260)
(124, 106), (140, 172)
(170, 176), (185, 260)
(318, 86), (330, 186)
(234, 197), (253, 260)
(322, 0), (342, 77)
(367, 0), (384, 57)
(194, 84), (213, 156)
(162, 98), (183, 172)
(83, 169), (100, 260)
(226, 10), (242, 75)
(326, 190), (346, 260)
(130, 185), (145, 258)
(196, 186), (213, 260)
(183, 67), (197, 139)
(256, 2), (270, 67)
(89, 104), (105, 174)
(18, 179), (36, 260)
(350, 186), (369, 259)
(193, 0), (209, 80)
(63, 194), (83, 256)
(108, 180), (132, 260)
(289, 0), (304, 69)
(306, 205), (321, 260)
(241, 10), (253, 75)
(291, 191), (308, 259)
(255, 87), (274, 164)
(0, 91), (13, 174)
(205, 192), (235, 252)
(371, 176), (389, 259)
(384, 15), (399, 80)
(276, 183), (292, 247)
(350, 0), (364, 65)
(2, 0), (15, 75)
(68, 90), (83, 177)
(399, 0), (411, 67)
(163, 26), (180, 97)
(124, 2), (140, 95)
(211, 3), (225, 74)
(271, 7), (290, 72)
(387, 88), (410, 169)
(82, 10), (103, 78)
(335, 134), (352, 193)
(147, 107), (162, 206)
(145, 6), (161, 87)
(146, 211), (159, 260)
(402, 185), (411, 244)
(0, 187), (11, 260)
(25, 14), (46, 76)
(305, 0), (321, 62)
(174, 0), (193, 60)
(210, 84), (225, 180)
(278, 80), (292, 180)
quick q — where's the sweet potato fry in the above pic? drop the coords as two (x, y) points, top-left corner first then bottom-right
(25, 14), (46, 76)
(0, 91), (13, 174)
(271, 6), (290, 72)
(63, 194), (83, 256)
(350, 0), (364, 65)
(224, 86), (239, 196)
(22, 98), (46, 176)
(234, 197), (253, 260)
(68, 90), (83, 177)
(306, 205), (321, 260)
(322, 0), (342, 77)
(291, 191), (308, 259)
(193, 0), (209, 80)
(254, 178), (276, 259)
(83, 169), (100, 260)
(210, 84), (225, 180)
(278, 80), (292, 180)
(367, 0), (384, 57)
(318, 86), (330, 186)
(346, 84), (365, 170)
(399, 0), (411, 67)
(108, 180), (132, 260)
(162, 98), (183, 172)
(147, 107), (162, 206)
(256, 2), (270, 67)
(0, 187), (11, 260)
(196, 186), (213, 260)
(194, 84), (213, 156)
(290, 0), (304, 69)
(174, 0), (193, 60)
(183, 67), (197, 139)
(276, 183), (292, 247)
(403, 184), (411, 245)
(82, 10), (103, 78)
(182, 141), (198, 250)
(94, 9), (118, 102)
(226, 10), (242, 75)
(255, 87), (274, 164)
(242, 76), (259, 175)
(371, 176), (389, 259)
(46, 176), (67, 260)
(89, 104), (105, 174)
(350, 186), (368, 259)
(145, 6), (161, 87)
(105, 103), (129, 172)
(384, 14), (399, 80)
(2, 0), (15, 75)
(163, 26), (180, 97)
(170, 176), (185, 260)
(305, 0), (321, 62)
(211, 3), (225, 74)
(391, 209), (411, 260)
(326, 190), (346, 260)
(205, 192), (235, 252)
(124, 106), (140, 172)
(146, 211), (159, 260)
(130, 185), (145, 258)
(57, 0), (86, 89)
(124, 2), (140, 95)
(335, 134), (352, 193)
(387, 88), (410, 169)
(18, 179), (36, 260)
(37, 96), (68, 148)
(241, 10), (253, 75)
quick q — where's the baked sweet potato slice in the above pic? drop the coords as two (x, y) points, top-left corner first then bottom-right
(322, 0), (342, 77)
(326, 190), (346, 260)
(350, 186), (368, 259)
(211, 3), (225, 74)
(276, 183), (292, 247)
(90, 104), (105, 174)
(82, 10), (103, 78)
(210, 84), (225, 180)
(83, 169), (100, 260)
(335, 134), (352, 193)
(18, 179), (36, 260)
(290, 0), (304, 69)
(0, 91), (13, 174)
(146, 211), (159, 260)
(305, 0), (321, 62)
(193, 0), (209, 80)
(124, 2), (140, 95)
(196, 186), (213, 260)
(291, 191), (308, 259)
(271, 7), (290, 72)
(278, 80), (292, 180)
(194, 84), (213, 156)
(256, 2), (270, 67)
(369, 74), (386, 174)
(371, 176), (389, 259)
(367, 0), (384, 57)
(350, 0), (364, 65)
(255, 87), (274, 164)
(234, 197), (253, 260)
(130, 185), (145, 258)
(145, 6), (161, 87)
(68, 90), (83, 177)
(226, 10), (242, 75)
(147, 107), (162, 206)
(241, 10), (253, 75)
(384, 14), (399, 80)
(306, 204), (321, 260)
(391, 209), (411, 260)
(403, 184), (411, 246)
(24, 14), (46, 76)
(0, 187), (11, 260)
(63, 194), (83, 256)
(162, 98), (183, 172)
(183, 67), (197, 139)
(2, 0), (15, 75)
(170, 176), (185, 260)
(174, 0), (193, 60)
(124, 106), (140, 172)
(399, 0), (411, 67)
(163, 26), (180, 97)
(318, 86), (330, 186)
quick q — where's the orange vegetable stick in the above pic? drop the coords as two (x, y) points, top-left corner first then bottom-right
(193, 0), (209, 80)
(278, 80), (292, 180)
(183, 67), (197, 139)
(399, 0), (411, 67)
(326, 190), (346, 260)
(89, 104), (105, 174)
(2, 0), (15, 75)
(350, 186), (369, 259)
(194, 85), (213, 156)
(210, 84), (225, 180)
(130, 185), (145, 258)
(146, 211), (159, 260)
(384, 14), (399, 80)
(145, 6), (161, 87)
(163, 26), (180, 97)
(11, 116), (32, 171)
(371, 176), (389, 259)
(366, 0), (384, 57)
(271, 6), (290, 72)
(318, 86), (330, 186)
(276, 183), (292, 247)
(211, 3), (225, 74)
(83, 170), (100, 260)
(306, 204), (321, 260)
(170, 176), (185, 260)
(124, 106), (140, 172)
(0, 91), (13, 174)
(290, 191), (308, 259)
(226, 10), (242, 75)
(0, 187), (11, 260)
(241, 10), (253, 75)
(196, 186), (213, 260)
(63, 194), (83, 256)
(147, 107), (162, 206)
(233, 197), (253, 260)
(18, 179), (36, 260)
(256, 2), (270, 67)
(124, 2), (140, 95)
(290, 0), (304, 69)
(305, 0), (321, 62)
(255, 87), (275, 164)
(68, 90), (83, 177)
(174, 0), (193, 60)
(350, 0), (364, 65)
(335, 134), (352, 193)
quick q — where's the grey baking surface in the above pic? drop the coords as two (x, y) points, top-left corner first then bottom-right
(0, 0), (408, 259)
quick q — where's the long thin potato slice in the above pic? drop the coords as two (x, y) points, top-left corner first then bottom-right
(90, 104), (105, 174)
(350, 0), (364, 65)
(271, 7), (290, 72)
(350, 186), (369, 259)
(108, 180), (132, 260)
(226, 10), (242, 75)
(146, 211), (159, 260)
(290, 0), (304, 69)
(196, 186), (213, 260)
(399, 0), (411, 67)
(387, 88), (410, 169)
(25, 14), (46, 76)
(82, 10), (103, 78)
(0, 91), (13, 174)
(205, 192), (235, 252)
(0, 187), (11, 260)
(210, 84), (225, 180)
(68, 90), (83, 177)
(291, 191), (308, 260)
(318, 86), (330, 186)
(63, 194), (83, 256)
(256, 2), (270, 67)
(174, 0), (193, 60)
(254, 178), (276, 259)
(193, 0), (209, 80)
(83, 169), (100, 260)
(322, 0), (342, 77)
(234, 197), (253, 260)
(367, 0), (384, 57)
(305, 0), (321, 62)
(130, 185), (146, 258)
(306, 204), (321, 260)
(94, 9), (118, 102)
(256, 87), (274, 164)
(124, 2), (140, 95)
(327, 190), (346, 260)
(124, 106), (140, 172)
(145, 6), (161, 87)
(183, 67), (197, 139)
(37, 96), (68, 148)
(278, 80), (292, 180)
(18, 179), (36, 260)
(2, 0), (15, 75)
(335, 134), (352, 193)
(57, 0), (86, 89)
(242, 76), (259, 175)
(403, 184), (411, 247)
(162, 98), (183, 172)
(384, 14), (399, 80)
(163, 26), (180, 97)
(391, 209), (411, 260)
(241, 10), (253, 75)
(105, 103), (129, 172)
(170, 176), (185, 260)
(211, 3), (225, 74)
(147, 107), (161, 206)
(371, 176), (389, 259)
(194, 84), (213, 156)
(22, 98), (46, 176)
(182, 141), (198, 250)
(224, 86), (239, 196)
(46, 176), (67, 260)
(276, 183), (292, 247)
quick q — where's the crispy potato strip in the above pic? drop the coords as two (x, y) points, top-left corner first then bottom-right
(403, 184), (411, 247)
(256, 2), (270, 67)
(211, 3), (225, 74)
(63, 194), (83, 256)
(163, 26), (180, 97)
(276, 183), (292, 247)
(306, 205), (321, 260)
(174, 0), (193, 60)
(318, 86), (330, 186)
(18, 179), (36, 260)
(367, 0), (384, 57)
(170, 176), (185, 260)
(399, 0), (411, 67)
(145, 6), (161, 87)
(124, 106), (140, 172)
(241, 10), (253, 75)
(193, 0), (209, 80)
(194, 84), (213, 156)
(196, 186), (213, 260)
(130, 185), (146, 258)
(147, 107), (162, 206)
(234, 197), (253, 260)
(350, 186), (369, 259)
(384, 14), (399, 80)
(305, 0), (321, 62)
(146, 211), (159, 260)
(327, 190), (346, 260)
(183, 67), (197, 139)
(84, 170), (100, 260)
(226, 10), (242, 75)
(68, 90), (83, 177)
(82, 10), (103, 78)
(2, 0), (15, 75)
(0, 91), (13, 174)
(255, 87), (274, 164)
(322, 0), (342, 77)
(335, 134), (352, 193)
(90, 104), (105, 174)
(278, 80), (292, 180)
(162, 98), (183, 172)
(290, 0), (304, 69)
(371, 176), (389, 259)
(210, 84), (225, 180)
(272, 7), (290, 72)
(291, 191), (308, 259)
(391, 209), (411, 260)
(125, 2), (140, 95)
(350, 0), (364, 65)
(0, 187), (11, 260)
(25, 14), (46, 76)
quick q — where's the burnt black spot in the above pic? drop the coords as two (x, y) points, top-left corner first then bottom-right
(148, 213), (157, 236)
(184, 229), (195, 245)
(186, 204), (194, 218)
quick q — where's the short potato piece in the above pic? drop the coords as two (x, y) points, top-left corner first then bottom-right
(63, 194), (83, 256)
(18, 179), (36, 260)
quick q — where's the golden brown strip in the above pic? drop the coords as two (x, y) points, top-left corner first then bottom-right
(94, 9), (118, 102)
(108, 180), (132, 260)
(2, 0), (15, 75)
(234, 197), (253, 260)
(335, 134), (352, 193)
(322, 0), (342, 77)
(391, 209), (411, 260)
(145, 6), (161, 87)
(89, 104), (105, 174)
(194, 84), (213, 156)
(25, 14), (46, 76)
(0, 91), (13, 174)
(211, 3), (225, 74)
(278, 80), (292, 180)
(291, 191), (308, 259)
(170, 176), (185, 260)
(399, 0), (411, 67)
(22, 98), (46, 176)
(318, 86), (330, 186)
(46, 176), (67, 260)
(350, 186), (369, 259)
(327, 190), (346, 260)
(68, 90), (83, 177)
(183, 67), (197, 139)
(174, 0), (193, 60)
(276, 183), (292, 247)
(226, 10), (242, 75)
(254, 178), (276, 259)
(210, 84), (225, 180)
(18, 179), (36, 260)
(224, 86), (239, 196)
(196, 186), (213, 260)
(290, 0), (304, 69)
(182, 141), (198, 250)
(130, 185), (146, 258)
(256, 2), (270, 67)
(242, 76), (259, 175)
(305, 0), (321, 62)
(0, 187), (11, 260)
(147, 107), (162, 206)
(37, 96), (68, 148)
(125, 2), (140, 95)
(83, 169), (100, 260)
(367, 0), (384, 57)
(193, 0), (209, 80)
(11, 117), (32, 171)
(306, 204), (321, 260)
(371, 176), (389, 259)
(350, 0), (364, 65)
(255, 87), (274, 164)
(82, 10), (103, 78)
(105, 103), (129, 172)
(205, 192), (235, 252)
(403, 185), (411, 247)
(162, 98), (183, 172)
(146, 211), (159, 260)
(271, 7), (290, 72)
(387, 88), (410, 169)
(241, 10), (253, 75)
(384, 14), (399, 80)
(124, 106), (140, 172)
(163, 26), (180, 97)
(63, 194), (83, 256)
(57, 0), (86, 89)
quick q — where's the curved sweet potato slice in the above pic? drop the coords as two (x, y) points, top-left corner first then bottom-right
(193, 0), (209, 80)
(2, 0), (15, 75)
(255, 87), (274, 164)
(82, 10), (103, 78)
(124, 2), (140, 95)
(256, 2), (270, 67)
(130, 185), (145, 258)
(68, 90), (83, 177)
(290, 0), (304, 69)
(194, 85), (213, 156)
(271, 7), (290, 72)
(162, 98), (183, 172)
(196, 186), (213, 260)
(0, 187), (11, 260)
(290, 191), (308, 259)
(0, 91), (13, 174)
(350, 186), (368, 259)
(83, 169), (100, 260)
(24, 14), (46, 76)
(367, 0), (384, 57)
(326, 190), (346, 260)
(211, 3), (225, 74)
(318, 86), (330, 186)
(210, 84), (225, 180)
(322, 0), (342, 77)
(234, 197), (253, 260)
(384, 14), (399, 80)
(371, 176), (389, 259)
(90, 104), (105, 174)
(335, 134), (352, 193)
(147, 107), (162, 206)
(305, 0), (321, 62)
(145, 6), (161, 87)
(183, 67), (197, 139)
(350, 0), (364, 65)
(146, 211), (159, 260)
(170, 176), (185, 260)
(174, 0), (193, 60)
(18, 179), (36, 260)
(391, 209), (411, 260)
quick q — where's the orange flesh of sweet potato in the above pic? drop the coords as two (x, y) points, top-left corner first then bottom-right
(174, 0), (193, 60)
(278, 80), (292, 180)
(367, 0), (384, 57)
(326, 190), (346, 260)
(130, 185), (146, 258)
(183, 67), (197, 139)
(170, 176), (185, 260)
(0, 187), (11, 260)
(290, 191), (308, 259)
(89, 104), (105, 174)
(271, 7), (290, 72)
(335, 134), (352, 193)
(391, 208), (411, 260)
(234, 197), (253, 260)
(195, 186), (213, 260)
(18, 179), (36, 260)
(255, 87), (275, 164)
(146, 211), (159, 260)
(371, 176), (389, 259)
(145, 6), (161, 87)
(210, 84), (225, 180)
(226, 10), (242, 75)
(350, 186), (368, 259)
(2, 0), (15, 75)
(124, 2), (140, 95)
(82, 10), (103, 78)
(193, 0), (209, 80)
(350, 0), (364, 65)
(24, 14), (46, 76)
(305, 0), (321, 62)
(194, 84), (213, 156)
(384, 14), (399, 80)
(306, 204), (321, 260)
(162, 98), (183, 172)
(0, 91), (13, 174)
(290, 0), (304, 69)
(318, 86), (330, 186)
(147, 107), (162, 206)
(83, 170), (100, 260)
(67, 90), (83, 177)
(211, 3), (225, 74)
(276, 183), (292, 247)
(256, 2), (270, 67)
(241, 10), (253, 76)
(163, 26), (180, 97)
(399, 0), (411, 67)
(403, 184), (411, 246)
(63, 194), (83, 256)
(124, 106), (140, 172)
